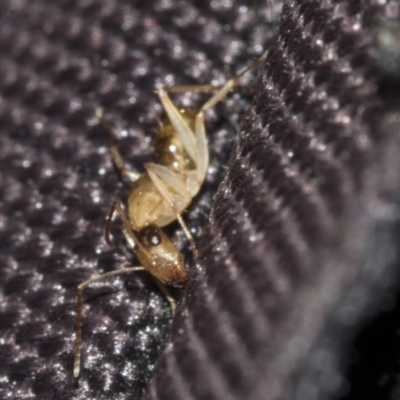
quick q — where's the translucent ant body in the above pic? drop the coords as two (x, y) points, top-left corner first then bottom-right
(73, 51), (268, 378)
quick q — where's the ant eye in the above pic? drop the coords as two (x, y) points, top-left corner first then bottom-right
(140, 225), (162, 247)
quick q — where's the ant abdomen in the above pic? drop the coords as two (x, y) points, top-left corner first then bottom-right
(154, 108), (197, 172)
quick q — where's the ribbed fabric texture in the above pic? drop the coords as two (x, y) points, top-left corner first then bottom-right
(0, 1), (400, 400)
(144, 1), (400, 400)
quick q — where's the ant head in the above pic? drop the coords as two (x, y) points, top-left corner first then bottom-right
(135, 224), (187, 287)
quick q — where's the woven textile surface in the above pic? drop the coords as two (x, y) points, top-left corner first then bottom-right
(1, 1), (400, 400)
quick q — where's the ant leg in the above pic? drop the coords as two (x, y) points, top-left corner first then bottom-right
(152, 277), (177, 315)
(199, 77), (239, 112)
(74, 266), (145, 378)
(97, 111), (140, 183)
(161, 78), (237, 115)
(191, 53), (269, 179)
(157, 89), (198, 165)
(145, 164), (198, 258)
(145, 163), (191, 197)
(163, 50), (269, 114)
(194, 111), (208, 182)
(105, 201), (141, 248)
(199, 52), (268, 112)
(161, 84), (223, 94)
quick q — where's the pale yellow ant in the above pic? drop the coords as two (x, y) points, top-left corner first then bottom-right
(73, 51), (268, 378)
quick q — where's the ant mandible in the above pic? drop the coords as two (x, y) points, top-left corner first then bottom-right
(73, 51), (268, 378)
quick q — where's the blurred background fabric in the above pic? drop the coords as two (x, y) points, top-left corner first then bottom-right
(0, 1), (400, 400)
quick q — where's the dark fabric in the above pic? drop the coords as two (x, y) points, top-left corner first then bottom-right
(1, 1), (400, 400)
(143, 2), (400, 400)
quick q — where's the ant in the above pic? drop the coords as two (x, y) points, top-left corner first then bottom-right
(73, 51), (268, 378)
